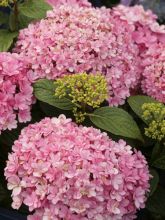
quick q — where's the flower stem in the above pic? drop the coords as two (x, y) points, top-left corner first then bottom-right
(13, 0), (18, 31)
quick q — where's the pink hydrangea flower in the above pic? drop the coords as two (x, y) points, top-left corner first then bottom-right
(141, 44), (165, 103)
(112, 5), (165, 50)
(111, 5), (165, 102)
(14, 4), (141, 106)
(5, 115), (150, 219)
(0, 52), (33, 133)
(47, 0), (91, 7)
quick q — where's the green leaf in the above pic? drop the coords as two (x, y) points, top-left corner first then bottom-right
(151, 143), (162, 163)
(151, 143), (165, 169)
(0, 12), (9, 25)
(18, 12), (34, 29)
(33, 79), (74, 110)
(147, 186), (165, 216)
(128, 95), (158, 125)
(18, 0), (52, 20)
(9, 12), (17, 32)
(149, 169), (159, 196)
(152, 155), (165, 170)
(89, 107), (144, 142)
(0, 30), (18, 52)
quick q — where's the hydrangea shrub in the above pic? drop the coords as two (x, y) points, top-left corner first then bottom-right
(0, 1), (165, 219)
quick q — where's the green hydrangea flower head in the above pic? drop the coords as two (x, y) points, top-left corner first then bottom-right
(142, 103), (165, 141)
(54, 72), (108, 123)
(0, 0), (14, 7)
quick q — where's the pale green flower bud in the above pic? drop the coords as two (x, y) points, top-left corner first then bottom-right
(54, 72), (108, 123)
(142, 103), (165, 141)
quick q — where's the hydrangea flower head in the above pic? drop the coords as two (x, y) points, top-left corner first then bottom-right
(0, 52), (33, 133)
(14, 4), (141, 106)
(142, 102), (165, 141)
(5, 115), (150, 219)
(112, 5), (165, 102)
(47, 0), (91, 7)
(112, 5), (165, 49)
(141, 44), (165, 103)
(0, 0), (14, 7)
(54, 73), (108, 122)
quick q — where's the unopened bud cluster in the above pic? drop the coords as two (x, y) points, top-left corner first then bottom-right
(54, 73), (108, 122)
(0, 0), (14, 7)
(142, 103), (165, 141)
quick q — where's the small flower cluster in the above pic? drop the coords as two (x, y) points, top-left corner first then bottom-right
(47, 0), (91, 7)
(14, 4), (141, 106)
(0, 52), (33, 133)
(54, 73), (108, 122)
(5, 115), (150, 220)
(142, 103), (165, 141)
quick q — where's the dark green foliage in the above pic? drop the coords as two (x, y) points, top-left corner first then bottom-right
(0, 0), (52, 52)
